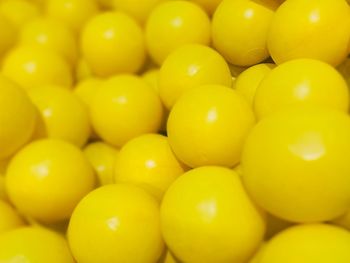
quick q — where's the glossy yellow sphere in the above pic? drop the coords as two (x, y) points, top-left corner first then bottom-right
(212, 0), (277, 66)
(6, 139), (95, 223)
(74, 77), (103, 108)
(0, 76), (36, 160)
(268, 0), (350, 66)
(19, 17), (78, 65)
(260, 224), (350, 263)
(159, 44), (232, 109)
(0, 226), (75, 263)
(2, 47), (73, 89)
(28, 86), (91, 147)
(168, 85), (255, 168)
(68, 184), (164, 263)
(242, 106), (350, 223)
(145, 1), (211, 65)
(233, 63), (275, 106)
(142, 68), (160, 92)
(81, 12), (145, 77)
(91, 75), (163, 147)
(46, 0), (99, 32)
(254, 59), (349, 120)
(0, 200), (24, 234)
(190, 0), (223, 15)
(115, 134), (186, 200)
(0, 15), (16, 59)
(84, 141), (119, 186)
(161, 166), (265, 263)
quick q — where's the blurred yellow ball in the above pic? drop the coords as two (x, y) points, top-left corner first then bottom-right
(91, 74), (163, 147)
(81, 11), (146, 77)
(161, 166), (265, 263)
(6, 139), (95, 223)
(145, 1), (211, 65)
(168, 85), (255, 168)
(68, 184), (164, 263)
(0, 199), (24, 234)
(159, 44), (232, 109)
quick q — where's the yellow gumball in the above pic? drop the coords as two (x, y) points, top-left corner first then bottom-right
(233, 63), (275, 106)
(84, 141), (119, 186)
(190, 0), (223, 15)
(212, 0), (277, 66)
(6, 139), (95, 223)
(161, 166), (265, 263)
(81, 12), (146, 77)
(115, 134), (186, 201)
(0, 76), (36, 160)
(0, 200), (24, 234)
(68, 184), (164, 263)
(159, 44), (232, 109)
(168, 85), (255, 168)
(74, 77), (103, 108)
(91, 75), (163, 147)
(267, 0), (350, 66)
(260, 224), (350, 263)
(242, 106), (350, 223)
(28, 86), (91, 147)
(46, 0), (99, 32)
(0, 226), (75, 263)
(145, 1), (211, 65)
(0, 15), (16, 60)
(2, 46), (73, 89)
(19, 17), (78, 65)
(254, 59), (349, 120)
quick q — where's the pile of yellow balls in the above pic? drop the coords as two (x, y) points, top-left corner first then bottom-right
(1, 0), (350, 262)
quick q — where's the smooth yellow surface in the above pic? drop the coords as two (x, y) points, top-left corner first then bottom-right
(46, 0), (99, 32)
(161, 166), (265, 263)
(0, 199), (24, 234)
(233, 63), (275, 106)
(190, 0), (223, 15)
(74, 77), (103, 108)
(91, 74), (163, 147)
(242, 106), (350, 222)
(145, 1), (211, 65)
(0, 15), (16, 59)
(2, 46), (73, 90)
(6, 139), (95, 223)
(254, 59), (349, 120)
(68, 184), (164, 263)
(0, 76), (36, 160)
(76, 58), (93, 81)
(81, 11), (145, 77)
(19, 17), (78, 65)
(29, 86), (91, 147)
(260, 224), (350, 263)
(249, 243), (266, 263)
(162, 251), (178, 263)
(167, 85), (255, 168)
(0, 226), (75, 263)
(159, 44), (232, 109)
(84, 141), (119, 186)
(268, 0), (350, 66)
(212, 0), (277, 66)
(115, 134), (186, 200)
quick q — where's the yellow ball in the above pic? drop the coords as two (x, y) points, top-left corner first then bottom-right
(267, 0), (350, 66)
(212, 0), (277, 66)
(190, 0), (223, 15)
(115, 134), (186, 201)
(242, 106), (350, 222)
(84, 141), (119, 186)
(46, 0), (99, 32)
(142, 68), (160, 92)
(254, 59), (349, 120)
(249, 243), (266, 263)
(6, 139), (95, 223)
(0, 199), (24, 234)
(145, 1), (211, 65)
(0, 15), (16, 59)
(68, 184), (164, 263)
(91, 74), (163, 147)
(260, 224), (350, 263)
(74, 77), (103, 108)
(28, 86), (91, 147)
(159, 44), (232, 109)
(161, 166), (265, 263)
(0, 76), (36, 160)
(168, 85), (255, 168)
(19, 17), (78, 65)
(2, 46), (73, 90)
(81, 11), (146, 77)
(0, 226), (75, 262)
